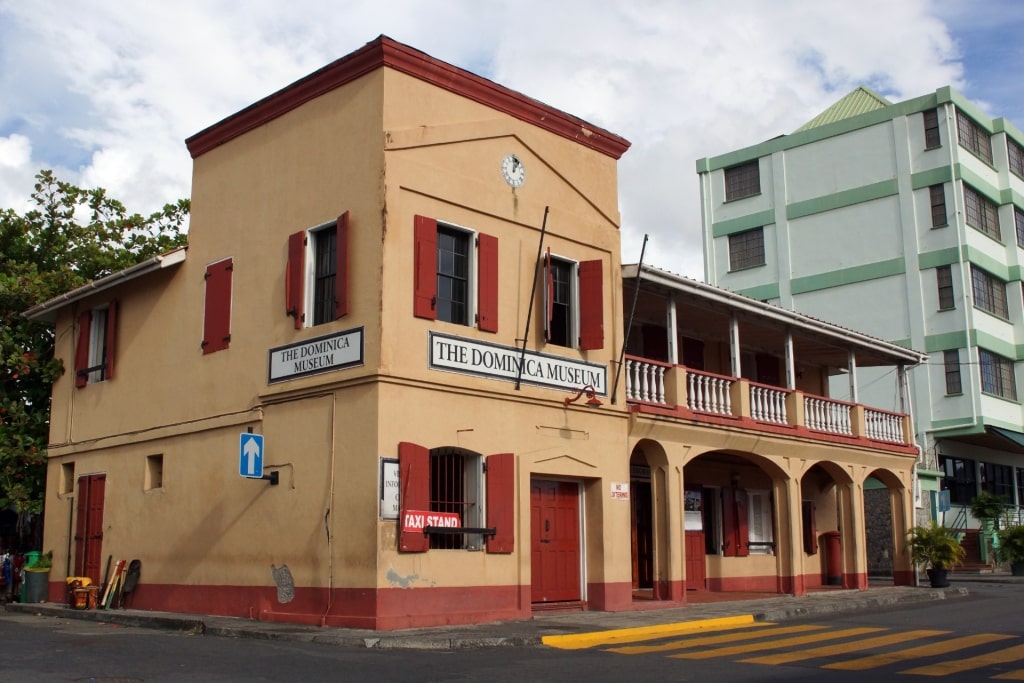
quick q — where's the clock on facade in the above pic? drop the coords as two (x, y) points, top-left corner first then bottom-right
(501, 154), (525, 188)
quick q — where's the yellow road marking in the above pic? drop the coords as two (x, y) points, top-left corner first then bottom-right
(541, 615), (757, 650)
(741, 629), (948, 666)
(608, 623), (818, 655)
(993, 670), (1024, 680)
(825, 632), (1014, 671)
(669, 627), (885, 659)
(901, 640), (1024, 676)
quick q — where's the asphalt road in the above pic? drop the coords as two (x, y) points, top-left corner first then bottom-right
(2, 582), (1023, 682)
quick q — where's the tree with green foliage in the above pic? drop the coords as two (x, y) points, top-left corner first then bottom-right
(0, 170), (188, 544)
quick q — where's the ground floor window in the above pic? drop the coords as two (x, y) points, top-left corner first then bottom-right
(747, 490), (774, 554)
(429, 448), (482, 550)
(940, 455), (976, 505)
(981, 462), (1014, 502)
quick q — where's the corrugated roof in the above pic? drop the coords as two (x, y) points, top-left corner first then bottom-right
(794, 86), (892, 133)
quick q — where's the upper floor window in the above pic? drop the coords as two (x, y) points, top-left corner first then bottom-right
(413, 215), (498, 332)
(1010, 139), (1024, 179)
(971, 266), (1009, 318)
(923, 109), (941, 149)
(943, 349), (962, 394)
(1016, 208), (1024, 249)
(728, 227), (765, 271)
(286, 212), (350, 329)
(956, 109), (993, 163)
(937, 265), (955, 310)
(74, 301), (118, 386)
(929, 184), (947, 227)
(963, 184), (1000, 240)
(543, 250), (604, 350)
(724, 161), (760, 201)
(979, 348), (1017, 400)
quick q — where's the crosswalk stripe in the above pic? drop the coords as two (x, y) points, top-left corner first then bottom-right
(901, 641), (1024, 676)
(992, 669), (1024, 680)
(607, 624), (820, 655)
(669, 627), (885, 660)
(825, 633), (1016, 671)
(740, 629), (949, 666)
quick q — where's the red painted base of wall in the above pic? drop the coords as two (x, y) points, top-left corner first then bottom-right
(706, 574), (780, 593)
(43, 580), (532, 631)
(892, 569), (915, 586)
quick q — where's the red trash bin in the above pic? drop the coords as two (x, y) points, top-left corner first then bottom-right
(823, 531), (842, 586)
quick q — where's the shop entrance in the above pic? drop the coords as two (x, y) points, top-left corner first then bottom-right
(631, 465), (653, 590)
(530, 479), (581, 604)
(74, 473), (106, 584)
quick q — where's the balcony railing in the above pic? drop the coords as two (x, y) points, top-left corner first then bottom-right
(623, 355), (912, 448)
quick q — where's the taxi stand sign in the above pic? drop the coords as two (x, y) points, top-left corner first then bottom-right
(240, 433), (264, 479)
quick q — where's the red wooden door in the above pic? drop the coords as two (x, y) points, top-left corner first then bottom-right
(74, 474), (106, 583)
(685, 531), (707, 590)
(531, 479), (581, 603)
(630, 480), (653, 589)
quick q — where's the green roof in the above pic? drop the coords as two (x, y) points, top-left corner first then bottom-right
(794, 86), (893, 133)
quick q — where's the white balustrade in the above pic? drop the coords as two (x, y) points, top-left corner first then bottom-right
(687, 370), (733, 416)
(864, 408), (905, 443)
(625, 358), (668, 405)
(804, 396), (852, 436)
(750, 385), (788, 424)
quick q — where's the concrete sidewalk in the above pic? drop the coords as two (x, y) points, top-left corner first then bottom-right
(4, 579), (1000, 650)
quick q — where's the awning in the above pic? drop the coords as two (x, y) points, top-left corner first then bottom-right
(987, 426), (1024, 452)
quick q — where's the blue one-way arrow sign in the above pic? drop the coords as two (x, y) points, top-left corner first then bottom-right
(240, 433), (264, 479)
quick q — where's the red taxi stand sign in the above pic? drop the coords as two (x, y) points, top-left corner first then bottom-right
(402, 510), (461, 532)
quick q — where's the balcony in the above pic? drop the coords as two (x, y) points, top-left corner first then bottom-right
(625, 356), (913, 450)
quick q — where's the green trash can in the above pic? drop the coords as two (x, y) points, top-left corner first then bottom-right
(21, 552), (42, 603)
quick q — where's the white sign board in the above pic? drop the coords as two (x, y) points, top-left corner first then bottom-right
(610, 482), (629, 500)
(380, 459), (399, 520)
(429, 332), (607, 393)
(268, 327), (364, 383)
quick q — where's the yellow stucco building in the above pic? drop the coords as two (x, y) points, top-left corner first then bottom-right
(27, 36), (927, 630)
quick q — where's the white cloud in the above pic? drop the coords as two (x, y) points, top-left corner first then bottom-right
(0, 0), (983, 277)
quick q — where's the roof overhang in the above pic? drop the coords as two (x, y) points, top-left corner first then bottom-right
(23, 247), (187, 324)
(622, 263), (928, 367)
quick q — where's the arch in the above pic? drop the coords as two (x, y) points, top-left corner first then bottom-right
(862, 467), (911, 586)
(628, 440), (678, 600)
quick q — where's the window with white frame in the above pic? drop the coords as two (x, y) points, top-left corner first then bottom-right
(542, 250), (604, 350)
(429, 448), (483, 550)
(286, 212), (349, 329)
(747, 490), (774, 554)
(74, 301), (117, 387)
(436, 225), (472, 326)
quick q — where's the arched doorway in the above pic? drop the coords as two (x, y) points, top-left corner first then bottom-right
(629, 440), (672, 600)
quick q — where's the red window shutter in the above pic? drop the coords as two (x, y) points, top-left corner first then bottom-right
(335, 211), (350, 319)
(578, 259), (604, 350)
(543, 249), (553, 341)
(286, 231), (305, 329)
(735, 489), (750, 557)
(202, 258), (233, 355)
(104, 300), (118, 381)
(477, 233), (499, 333)
(485, 452), (515, 553)
(74, 477), (90, 573)
(74, 310), (92, 388)
(413, 215), (437, 319)
(398, 442), (430, 552)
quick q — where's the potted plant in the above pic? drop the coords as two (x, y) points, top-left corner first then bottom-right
(907, 522), (965, 587)
(22, 550), (52, 603)
(996, 525), (1024, 576)
(970, 491), (1006, 563)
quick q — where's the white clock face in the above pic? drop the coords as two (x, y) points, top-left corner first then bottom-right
(501, 154), (525, 188)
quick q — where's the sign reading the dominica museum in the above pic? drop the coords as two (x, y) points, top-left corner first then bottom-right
(268, 327), (364, 383)
(429, 332), (607, 394)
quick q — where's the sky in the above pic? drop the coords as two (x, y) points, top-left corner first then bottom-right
(2, 0), (1023, 280)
